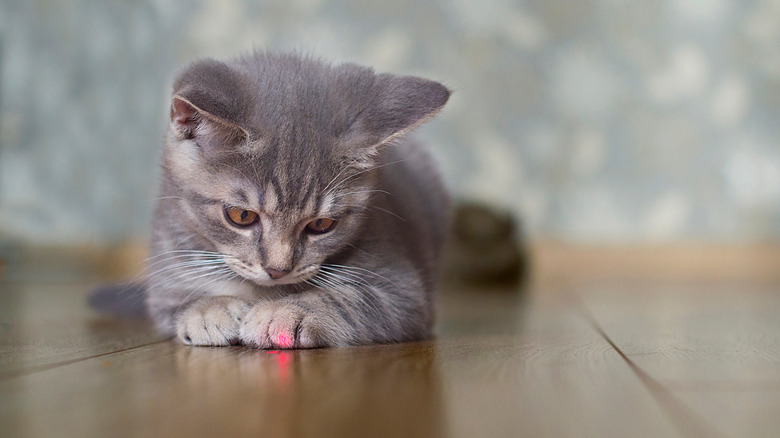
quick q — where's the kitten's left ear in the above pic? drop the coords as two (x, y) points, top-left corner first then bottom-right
(361, 73), (450, 147)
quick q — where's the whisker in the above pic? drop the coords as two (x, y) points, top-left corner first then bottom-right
(332, 189), (393, 198)
(323, 157), (363, 194)
(324, 158), (408, 198)
(144, 249), (233, 262)
(110, 249), (229, 296)
(173, 268), (238, 314)
(315, 270), (383, 317)
(321, 264), (401, 289)
(153, 265), (234, 291)
(144, 259), (230, 280)
(150, 264), (229, 278)
(372, 207), (406, 222)
(318, 266), (365, 284)
(141, 250), (234, 277)
(144, 255), (228, 270)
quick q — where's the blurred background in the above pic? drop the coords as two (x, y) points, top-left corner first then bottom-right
(0, 0), (779, 261)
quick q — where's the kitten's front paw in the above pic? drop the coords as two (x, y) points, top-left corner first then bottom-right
(176, 296), (251, 346)
(239, 301), (336, 349)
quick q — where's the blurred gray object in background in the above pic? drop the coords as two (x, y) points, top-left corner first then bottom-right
(442, 202), (526, 287)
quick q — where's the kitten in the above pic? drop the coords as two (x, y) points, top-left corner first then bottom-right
(146, 52), (450, 349)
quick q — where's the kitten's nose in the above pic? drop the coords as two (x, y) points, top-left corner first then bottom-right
(265, 267), (291, 280)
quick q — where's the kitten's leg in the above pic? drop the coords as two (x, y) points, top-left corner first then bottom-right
(239, 280), (430, 349)
(171, 296), (253, 346)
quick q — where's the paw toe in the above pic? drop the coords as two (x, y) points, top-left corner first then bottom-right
(240, 303), (306, 349)
(268, 317), (300, 349)
(175, 296), (249, 346)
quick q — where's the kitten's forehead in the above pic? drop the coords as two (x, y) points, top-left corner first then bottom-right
(231, 53), (376, 138)
(231, 139), (349, 208)
(222, 153), (331, 216)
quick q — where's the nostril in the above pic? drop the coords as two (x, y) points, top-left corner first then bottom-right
(265, 267), (291, 280)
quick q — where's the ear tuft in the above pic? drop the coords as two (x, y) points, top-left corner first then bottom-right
(171, 97), (200, 139)
(168, 94), (249, 154)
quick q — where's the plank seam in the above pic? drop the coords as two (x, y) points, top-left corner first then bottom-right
(577, 303), (727, 438)
(0, 339), (170, 382)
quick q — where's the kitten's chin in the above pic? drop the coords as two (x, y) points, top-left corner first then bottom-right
(247, 273), (313, 287)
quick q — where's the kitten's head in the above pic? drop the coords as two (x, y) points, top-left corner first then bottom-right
(162, 52), (449, 286)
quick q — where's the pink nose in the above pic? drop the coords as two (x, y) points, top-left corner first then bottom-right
(265, 267), (291, 280)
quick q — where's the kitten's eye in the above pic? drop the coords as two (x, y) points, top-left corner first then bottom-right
(305, 218), (337, 234)
(225, 207), (259, 227)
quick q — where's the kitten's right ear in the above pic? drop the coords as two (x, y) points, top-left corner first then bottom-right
(170, 96), (200, 139)
(169, 95), (249, 151)
(170, 59), (251, 153)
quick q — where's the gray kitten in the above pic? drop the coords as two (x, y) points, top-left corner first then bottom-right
(146, 52), (450, 349)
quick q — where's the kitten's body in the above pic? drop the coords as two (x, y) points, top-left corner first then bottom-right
(145, 52), (450, 348)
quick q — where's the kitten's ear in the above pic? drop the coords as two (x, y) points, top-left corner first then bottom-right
(362, 73), (450, 146)
(170, 59), (250, 152)
(170, 96), (200, 138)
(169, 95), (248, 151)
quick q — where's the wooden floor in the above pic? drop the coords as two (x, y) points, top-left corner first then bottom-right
(1, 248), (779, 437)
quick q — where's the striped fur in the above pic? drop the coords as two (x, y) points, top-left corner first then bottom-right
(146, 52), (450, 348)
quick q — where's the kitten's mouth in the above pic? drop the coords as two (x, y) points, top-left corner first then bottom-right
(269, 264), (319, 285)
(226, 260), (318, 286)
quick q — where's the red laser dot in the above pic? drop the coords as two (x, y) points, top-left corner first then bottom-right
(276, 332), (293, 349)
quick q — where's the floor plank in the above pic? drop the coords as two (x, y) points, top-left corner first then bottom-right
(580, 281), (780, 384)
(0, 281), (165, 379)
(579, 280), (780, 437)
(437, 291), (679, 437)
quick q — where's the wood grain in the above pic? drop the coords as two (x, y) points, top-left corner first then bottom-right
(0, 281), (165, 379)
(580, 281), (780, 437)
(2, 246), (780, 437)
(581, 283), (780, 384)
(0, 281), (679, 437)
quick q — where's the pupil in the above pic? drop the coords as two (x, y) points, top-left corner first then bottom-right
(316, 219), (322, 228)
(240, 211), (248, 221)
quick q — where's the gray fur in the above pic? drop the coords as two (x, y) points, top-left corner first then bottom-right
(146, 51), (450, 348)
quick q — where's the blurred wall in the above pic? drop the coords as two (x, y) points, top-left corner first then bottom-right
(1, 0), (779, 246)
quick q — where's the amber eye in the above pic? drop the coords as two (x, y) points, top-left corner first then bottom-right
(305, 218), (337, 235)
(225, 207), (259, 227)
